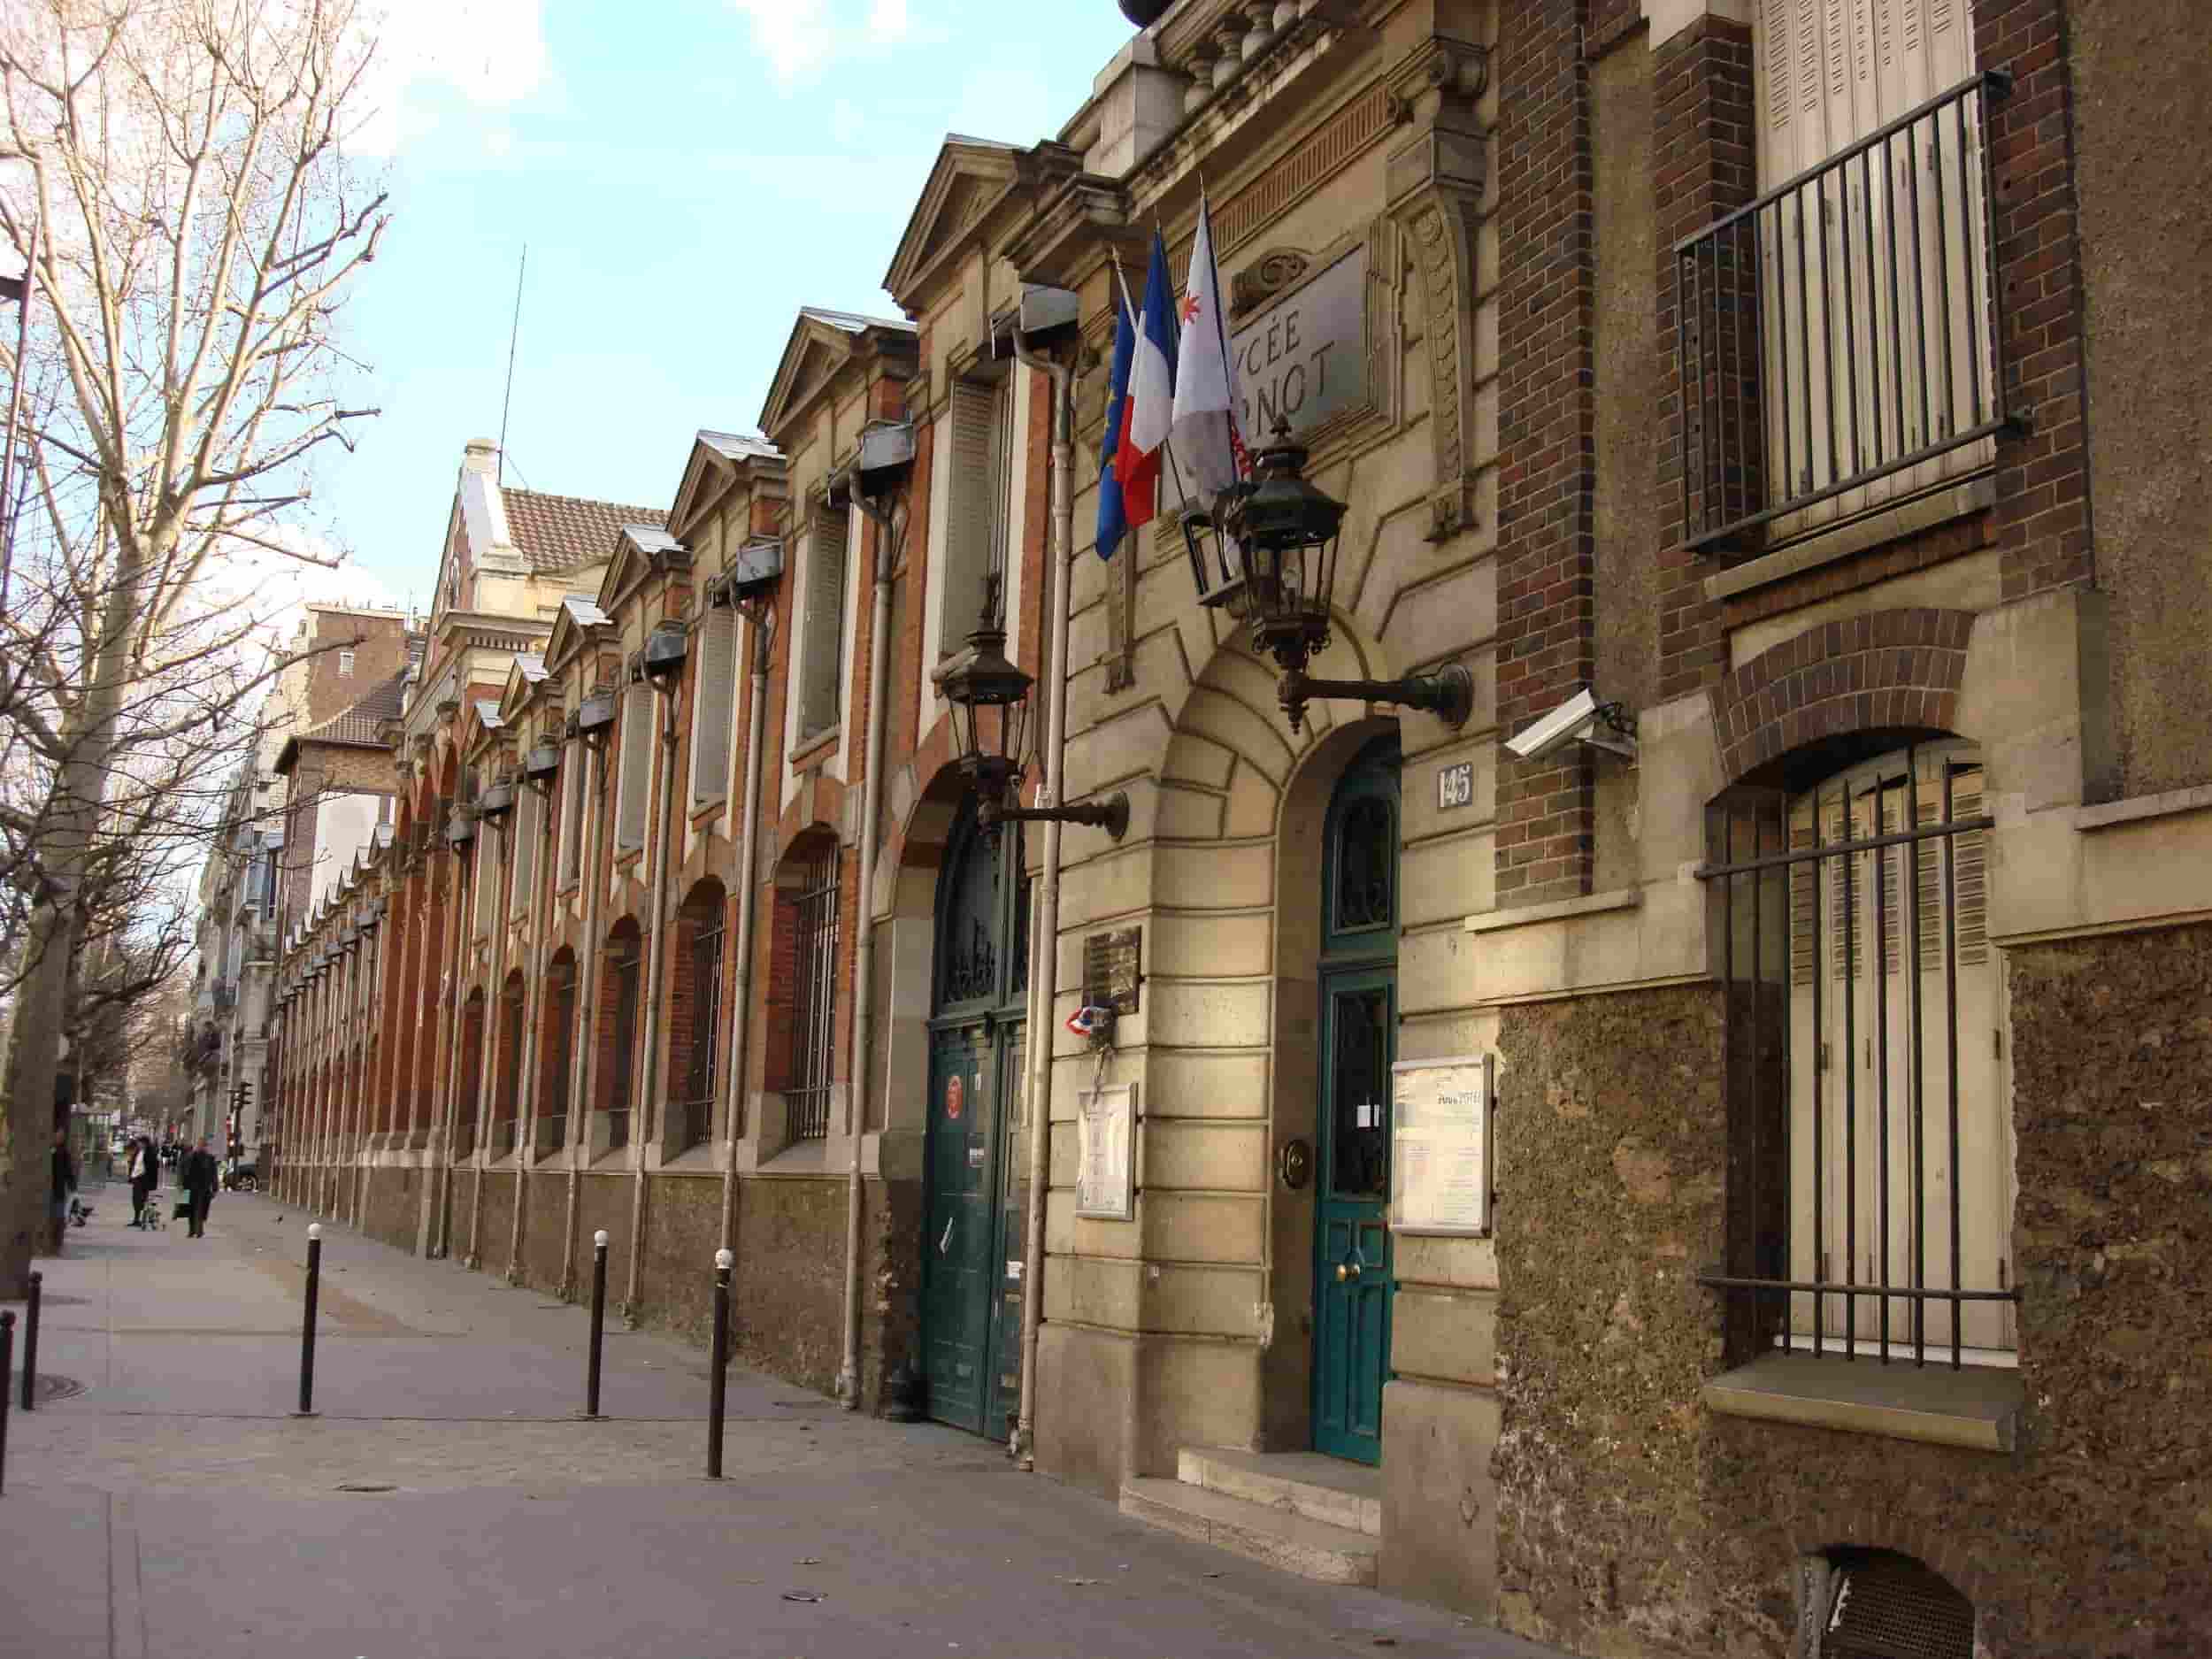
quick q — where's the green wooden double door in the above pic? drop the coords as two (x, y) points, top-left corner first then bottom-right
(1311, 738), (1401, 1466)
(920, 803), (1029, 1439)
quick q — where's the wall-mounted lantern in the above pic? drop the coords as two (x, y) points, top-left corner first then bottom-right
(936, 585), (1129, 841)
(1180, 421), (1473, 734)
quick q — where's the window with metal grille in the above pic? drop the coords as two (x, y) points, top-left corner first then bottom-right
(795, 506), (849, 744)
(679, 894), (725, 1152)
(1678, 2), (2007, 553)
(456, 988), (485, 1160)
(1699, 741), (2017, 1369)
(1812, 1548), (1974, 1659)
(541, 951), (576, 1155)
(788, 849), (841, 1141)
(603, 926), (641, 1150)
(495, 972), (525, 1158)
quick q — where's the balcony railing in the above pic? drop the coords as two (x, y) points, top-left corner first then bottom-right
(1677, 73), (2014, 555)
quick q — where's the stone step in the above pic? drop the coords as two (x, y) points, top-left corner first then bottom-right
(1118, 1477), (1379, 1586)
(1176, 1445), (1384, 1538)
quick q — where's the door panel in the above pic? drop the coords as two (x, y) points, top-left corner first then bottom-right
(923, 1025), (992, 1434)
(1313, 969), (1394, 1464)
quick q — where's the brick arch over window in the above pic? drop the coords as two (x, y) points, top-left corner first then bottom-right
(1710, 609), (1975, 784)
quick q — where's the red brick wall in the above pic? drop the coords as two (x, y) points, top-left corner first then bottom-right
(1495, 0), (1599, 907)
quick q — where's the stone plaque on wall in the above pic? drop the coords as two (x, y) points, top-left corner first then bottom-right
(1389, 1054), (1494, 1236)
(1082, 926), (1142, 1016)
(1076, 1083), (1136, 1221)
(1229, 246), (1367, 443)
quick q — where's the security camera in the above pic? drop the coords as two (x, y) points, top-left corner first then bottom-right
(1505, 687), (1636, 763)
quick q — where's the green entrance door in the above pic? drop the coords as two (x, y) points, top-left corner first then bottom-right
(921, 802), (1030, 1438)
(1312, 738), (1400, 1465)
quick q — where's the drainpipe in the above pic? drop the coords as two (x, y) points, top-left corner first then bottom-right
(1008, 329), (1074, 1468)
(559, 734), (606, 1299)
(623, 674), (684, 1321)
(718, 606), (776, 1254)
(839, 494), (897, 1409)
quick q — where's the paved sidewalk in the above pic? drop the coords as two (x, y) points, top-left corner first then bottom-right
(0, 1186), (1563, 1659)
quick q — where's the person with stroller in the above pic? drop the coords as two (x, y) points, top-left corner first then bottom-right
(180, 1136), (220, 1238)
(127, 1135), (158, 1227)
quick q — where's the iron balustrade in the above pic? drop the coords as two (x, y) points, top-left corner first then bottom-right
(1697, 749), (2019, 1370)
(1677, 72), (2014, 555)
(789, 851), (841, 1142)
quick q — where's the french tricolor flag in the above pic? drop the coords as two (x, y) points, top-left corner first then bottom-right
(1113, 230), (1179, 532)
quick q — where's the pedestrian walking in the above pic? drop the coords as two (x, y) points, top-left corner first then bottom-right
(180, 1137), (219, 1239)
(127, 1136), (157, 1228)
(50, 1128), (77, 1256)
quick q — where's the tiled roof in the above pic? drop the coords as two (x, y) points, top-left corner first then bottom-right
(504, 488), (668, 572)
(293, 662), (410, 750)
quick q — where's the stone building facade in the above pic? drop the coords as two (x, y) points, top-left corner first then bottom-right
(258, 3), (2208, 1655)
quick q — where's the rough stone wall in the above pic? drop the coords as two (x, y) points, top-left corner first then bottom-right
(858, 1175), (922, 1416)
(521, 1171), (568, 1295)
(1493, 925), (2212, 1658)
(733, 1174), (848, 1396)
(362, 1166), (418, 1255)
(637, 1177), (722, 1348)
(1494, 984), (1731, 1656)
(449, 1170), (480, 1265)
(473, 1172), (515, 1275)
(575, 1175), (632, 1312)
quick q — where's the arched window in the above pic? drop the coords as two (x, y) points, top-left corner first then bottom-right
(539, 949), (577, 1156)
(1704, 737), (2011, 1367)
(495, 969), (526, 1158)
(672, 881), (727, 1151)
(457, 987), (487, 1160)
(764, 839), (840, 1141)
(600, 920), (642, 1150)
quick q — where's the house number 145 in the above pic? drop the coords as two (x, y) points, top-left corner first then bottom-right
(1436, 761), (1474, 810)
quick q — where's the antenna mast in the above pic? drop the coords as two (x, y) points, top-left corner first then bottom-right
(497, 244), (528, 486)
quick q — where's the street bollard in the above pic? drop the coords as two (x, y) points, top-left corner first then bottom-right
(707, 1247), (733, 1480)
(586, 1231), (609, 1419)
(296, 1223), (322, 1417)
(0, 1310), (13, 1494)
(19, 1271), (39, 1412)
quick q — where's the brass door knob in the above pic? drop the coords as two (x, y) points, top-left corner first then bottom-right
(1336, 1263), (1348, 1282)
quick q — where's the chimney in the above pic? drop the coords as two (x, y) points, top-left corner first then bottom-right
(463, 438), (500, 478)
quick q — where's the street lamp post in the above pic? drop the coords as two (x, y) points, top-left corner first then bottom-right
(1179, 421), (1474, 735)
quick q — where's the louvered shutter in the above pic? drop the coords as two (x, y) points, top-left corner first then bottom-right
(799, 510), (847, 740)
(476, 828), (501, 934)
(689, 610), (738, 809)
(510, 787), (538, 913)
(941, 381), (1002, 655)
(555, 767), (580, 888)
(617, 690), (652, 852)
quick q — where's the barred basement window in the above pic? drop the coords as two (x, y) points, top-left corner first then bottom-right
(1699, 740), (2017, 1368)
(787, 849), (840, 1141)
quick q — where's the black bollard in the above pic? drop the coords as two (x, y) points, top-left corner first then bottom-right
(19, 1271), (39, 1412)
(707, 1247), (733, 1479)
(0, 1309), (13, 1495)
(586, 1230), (609, 1419)
(296, 1224), (322, 1417)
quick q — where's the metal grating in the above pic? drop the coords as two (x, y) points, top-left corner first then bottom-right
(1823, 1551), (1974, 1659)
(788, 850), (841, 1141)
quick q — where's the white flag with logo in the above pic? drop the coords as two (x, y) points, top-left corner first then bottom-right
(1169, 195), (1248, 502)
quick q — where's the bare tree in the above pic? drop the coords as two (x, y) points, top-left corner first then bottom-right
(0, 0), (390, 1291)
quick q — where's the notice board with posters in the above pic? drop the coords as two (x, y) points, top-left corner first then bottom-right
(1388, 1054), (1494, 1236)
(1076, 1084), (1137, 1221)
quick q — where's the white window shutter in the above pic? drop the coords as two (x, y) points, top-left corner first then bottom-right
(556, 766), (581, 888)
(799, 510), (847, 741)
(689, 610), (738, 809)
(617, 689), (652, 852)
(941, 381), (1001, 656)
(510, 787), (538, 912)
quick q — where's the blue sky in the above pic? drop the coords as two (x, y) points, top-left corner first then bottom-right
(317, 0), (1137, 611)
